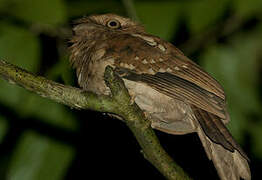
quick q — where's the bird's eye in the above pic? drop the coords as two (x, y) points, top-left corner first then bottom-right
(107, 19), (121, 29)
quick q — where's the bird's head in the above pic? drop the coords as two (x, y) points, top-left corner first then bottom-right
(71, 13), (145, 41)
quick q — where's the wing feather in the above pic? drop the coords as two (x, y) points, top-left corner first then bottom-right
(104, 33), (225, 100)
(104, 33), (249, 160)
(115, 67), (249, 161)
(116, 68), (226, 119)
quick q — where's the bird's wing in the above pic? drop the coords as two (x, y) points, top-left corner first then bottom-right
(116, 68), (247, 156)
(105, 33), (227, 118)
(106, 33), (231, 145)
(104, 34), (250, 179)
(115, 67), (250, 180)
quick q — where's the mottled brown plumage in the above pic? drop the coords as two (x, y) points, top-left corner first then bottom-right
(69, 14), (251, 180)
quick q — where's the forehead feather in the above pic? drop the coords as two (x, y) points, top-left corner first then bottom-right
(89, 13), (138, 27)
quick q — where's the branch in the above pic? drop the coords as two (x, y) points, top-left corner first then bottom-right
(0, 59), (116, 113)
(0, 59), (191, 180)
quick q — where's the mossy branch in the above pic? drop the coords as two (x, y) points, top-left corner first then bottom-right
(0, 59), (191, 180)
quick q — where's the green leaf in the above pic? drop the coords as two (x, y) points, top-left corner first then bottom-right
(8, 0), (67, 25)
(233, 0), (262, 19)
(0, 23), (40, 72)
(0, 0), (7, 10)
(200, 26), (262, 152)
(0, 23), (77, 131)
(0, 116), (8, 143)
(18, 94), (78, 131)
(135, 1), (181, 40)
(200, 46), (247, 142)
(0, 22), (40, 107)
(7, 131), (74, 180)
(184, 0), (229, 35)
(66, 1), (123, 18)
(226, 109), (245, 142)
(249, 123), (262, 159)
(46, 56), (75, 86)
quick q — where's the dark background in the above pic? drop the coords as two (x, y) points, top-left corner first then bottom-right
(0, 0), (262, 179)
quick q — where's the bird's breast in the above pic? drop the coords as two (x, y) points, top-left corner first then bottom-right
(83, 57), (115, 95)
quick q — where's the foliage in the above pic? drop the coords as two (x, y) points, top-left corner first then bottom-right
(0, 0), (261, 179)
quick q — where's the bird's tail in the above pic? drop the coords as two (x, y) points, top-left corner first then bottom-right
(197, 128), (250, 180)
(192, 105), (251, 180)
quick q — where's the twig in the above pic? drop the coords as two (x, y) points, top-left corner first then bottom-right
(0, 59), (191, 180)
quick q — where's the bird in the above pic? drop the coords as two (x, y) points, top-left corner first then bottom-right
(69, 13), (251, 180)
